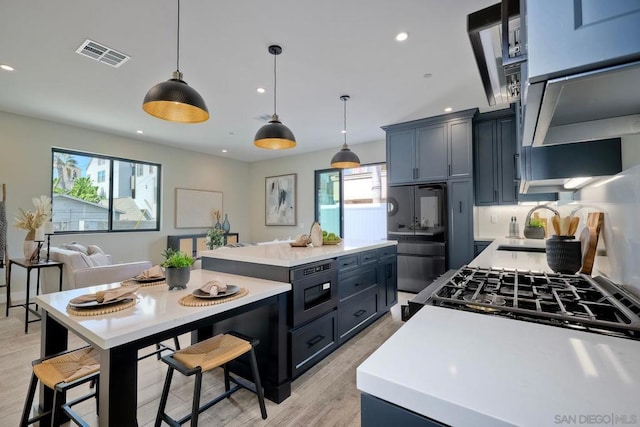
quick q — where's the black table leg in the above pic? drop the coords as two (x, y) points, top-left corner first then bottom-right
(5, 261), (12, 317)
(99, 345), (139, 426)
(24, 267), (30, 334)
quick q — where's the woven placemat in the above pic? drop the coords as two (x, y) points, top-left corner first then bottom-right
(67, 298), (137, 316)
(179, 287), (249, 307)
(121, 278), (166, 287)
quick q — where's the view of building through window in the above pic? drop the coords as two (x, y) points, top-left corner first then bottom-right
(315, 163), (387, 241)
(51, 149), (161, 232)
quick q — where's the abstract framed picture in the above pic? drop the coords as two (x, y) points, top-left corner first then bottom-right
(265, 173), (296, 226)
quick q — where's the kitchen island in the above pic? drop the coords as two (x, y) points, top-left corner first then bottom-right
(357, 238), (640, 427)
(202, 240), (398, 378)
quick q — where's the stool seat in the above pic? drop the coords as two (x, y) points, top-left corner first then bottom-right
(21, 346), (100, 427)
(34, 347), (100, 389)
(156, 332), (267, 426)
(173, 333), (252, 371)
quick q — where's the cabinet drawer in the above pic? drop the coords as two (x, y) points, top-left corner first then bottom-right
(337, 254), (359, 273)
(338, 287), (378, 343)
(359, 250), (378, 266)
(290, 310), (337, 378)
(339, 267), (377, 302)
(377, 245), (397, 259)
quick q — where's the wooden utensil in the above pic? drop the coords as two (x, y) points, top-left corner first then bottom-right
(552, 215), (560, 235)
(580, 212), (604, 275)
(568, 217), (580, 236)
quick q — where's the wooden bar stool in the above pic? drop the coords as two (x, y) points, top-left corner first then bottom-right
(20, 346), (100, 427)
(155, 332), (267, 426)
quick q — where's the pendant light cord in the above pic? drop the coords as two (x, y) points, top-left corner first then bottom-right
(176, 0), (181, 72)
(343, 97), (348, 146)
(273, 53), (277, 115)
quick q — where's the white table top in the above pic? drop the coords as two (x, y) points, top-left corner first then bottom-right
(357, 305), (640, 427)
(201, 240), (397, 267)
(469, 237), (552, 272)
(34, 269), (291, 349)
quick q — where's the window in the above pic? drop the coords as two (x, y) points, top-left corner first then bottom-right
(51, 148), (161, 233)
(315, 163), (387, 241)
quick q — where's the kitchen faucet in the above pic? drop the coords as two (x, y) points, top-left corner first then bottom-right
(524, 205), (559, 225)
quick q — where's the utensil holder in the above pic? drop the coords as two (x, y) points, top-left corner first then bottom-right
(545, 236), (582, 274)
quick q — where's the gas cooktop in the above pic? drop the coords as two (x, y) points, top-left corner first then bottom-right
(427, 266), (640, 340)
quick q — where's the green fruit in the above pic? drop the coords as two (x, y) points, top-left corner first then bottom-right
(322, 230), (328, 236)
(328, 233), (336, 239)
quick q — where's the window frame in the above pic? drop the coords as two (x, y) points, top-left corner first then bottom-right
(51, 147), (162, 234)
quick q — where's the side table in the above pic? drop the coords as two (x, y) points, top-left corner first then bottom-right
(6, 258), (63, 333)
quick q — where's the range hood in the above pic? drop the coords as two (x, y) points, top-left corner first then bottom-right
(468, 0), (524, 106)
(519, 138), (622, 194)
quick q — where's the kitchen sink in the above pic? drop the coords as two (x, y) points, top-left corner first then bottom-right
(496, 245), (546, 253)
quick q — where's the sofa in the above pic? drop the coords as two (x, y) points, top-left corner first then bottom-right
(41, 242), (152, 293)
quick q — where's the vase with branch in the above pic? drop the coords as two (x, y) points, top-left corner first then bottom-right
(14, 195), (51, 260)
(212, 209), (222, 230)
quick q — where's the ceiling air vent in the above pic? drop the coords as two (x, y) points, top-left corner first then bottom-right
(75, 39), (130, 68)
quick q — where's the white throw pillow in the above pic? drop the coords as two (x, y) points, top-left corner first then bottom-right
(87, 245), (105, 255)
(61, 242), (89, 255)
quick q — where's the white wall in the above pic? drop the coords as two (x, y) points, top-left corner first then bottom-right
(0, 111), (250, 297)
(248, 141), (386, 242)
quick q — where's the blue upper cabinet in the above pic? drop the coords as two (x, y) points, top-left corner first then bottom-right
(384, 109), (477, 186)
(416, 124), (448, 182)
(527, 0), (640, 83)
(386, 129), (415, 184)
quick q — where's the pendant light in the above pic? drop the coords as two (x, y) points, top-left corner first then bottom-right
(254, 45), (296, 149)
(331, 95), (360, 168)
(142, 0), (209, 123)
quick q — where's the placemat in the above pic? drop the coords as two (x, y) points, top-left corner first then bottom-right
(179, 287), (248, 307)
(67, 298), (137, 316)
(121, 278), (166, 287)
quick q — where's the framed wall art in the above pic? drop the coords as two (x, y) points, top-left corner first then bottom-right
(265, 173), (296, 226)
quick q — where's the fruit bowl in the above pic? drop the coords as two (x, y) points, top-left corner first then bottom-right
(322, 237), (342, 245)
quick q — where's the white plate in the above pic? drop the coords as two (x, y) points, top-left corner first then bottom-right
(192, 284), (240, 299)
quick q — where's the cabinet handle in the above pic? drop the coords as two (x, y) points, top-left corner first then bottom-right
(449, 164), (452, 176)
(515, 185), (518, 200)
(494, 189), (498, 201)
(307, 335), (325, 347)
(354, 309), (367, 318)
(414, 168), (418, 179)
(513, 153), (519, 171)
(459, 201), (463, 213)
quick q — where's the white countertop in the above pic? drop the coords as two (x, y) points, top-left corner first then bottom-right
(469, 237), (552, 272)
(357, 305), (640, 427)
(34, 269), (291, 349)
(201, 240), (397, 267)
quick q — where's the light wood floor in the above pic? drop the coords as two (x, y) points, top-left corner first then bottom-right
(0, 293), (410, 426)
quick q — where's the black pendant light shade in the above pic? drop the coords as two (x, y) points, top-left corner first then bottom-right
(254, 45), (296, 149)
(143, 71), (209, 123)
(331, 95), (360, 168)
(142, 0), (209, 123)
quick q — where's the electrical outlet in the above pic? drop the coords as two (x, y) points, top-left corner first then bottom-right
(491, 215), (498, 224)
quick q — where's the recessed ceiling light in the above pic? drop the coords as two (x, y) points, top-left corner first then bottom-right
(1, 64), (15, 71)
(222, 149), (228, 153)
(341, 130), (347, 134)
(136, 130), (144, 134)
(257, 87), (265, 94)
(395, 32), (409, 42)
(444, 107), (453, 112)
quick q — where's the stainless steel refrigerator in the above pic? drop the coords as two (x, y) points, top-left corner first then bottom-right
(387, 183), (447, 293)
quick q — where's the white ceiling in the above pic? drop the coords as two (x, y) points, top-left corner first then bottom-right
(0, 0), (498, 162)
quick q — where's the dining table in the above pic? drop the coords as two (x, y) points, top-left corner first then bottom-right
(34, 269), (292, 427)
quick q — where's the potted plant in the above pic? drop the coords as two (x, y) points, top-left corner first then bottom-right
(523, 217), (545, 239)
(161, 248), (194, 289)
(205, 228), (225, 249)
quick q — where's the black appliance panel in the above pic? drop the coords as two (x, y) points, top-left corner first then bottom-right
(291, 260), (338, 327)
